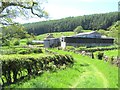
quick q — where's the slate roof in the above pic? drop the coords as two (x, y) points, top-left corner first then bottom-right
(72, 31), (101, 37)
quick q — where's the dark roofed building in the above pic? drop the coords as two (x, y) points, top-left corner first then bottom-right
(60, 31), (114, 49)
(72, 31), (101, 38)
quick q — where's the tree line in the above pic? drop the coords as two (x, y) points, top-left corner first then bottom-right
(24, 12), (118, 35)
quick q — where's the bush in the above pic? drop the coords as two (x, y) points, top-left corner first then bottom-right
(26, 40), (33, 45)
(74, 26), (83, 34)
(3, 48), (43, 55)
(97, 52), (104, 60)
(17, 48), (42, 54)
(2, 40), (10, 46)
(66, 46), (75, 51)
(17, 49), (32, 54)
(32, 48), (42, 53)
(1, 54), (74, 85)
(14, 40), (20, 46)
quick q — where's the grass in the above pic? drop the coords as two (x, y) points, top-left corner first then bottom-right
(36, 30), (93, 40)
(7, 49), (118, 88)
(103, 50), (118, 57)
(20, 39), (27, 45)
(94, 49), (118, 58)
(50, 49), (118, 88)
(19, 31), (75, 45)
(36, 31), (75, 40)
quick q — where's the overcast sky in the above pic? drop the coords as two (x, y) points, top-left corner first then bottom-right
(14, 0), (119, 23)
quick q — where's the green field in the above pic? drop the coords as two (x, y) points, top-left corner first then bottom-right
(7, 49), (118, 88)
(36, 30), (92, 40)
(20, 30), (92, 45)
(36, 31), (75, 40)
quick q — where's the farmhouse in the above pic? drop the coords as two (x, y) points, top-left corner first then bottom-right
(60, 31), (114, 49)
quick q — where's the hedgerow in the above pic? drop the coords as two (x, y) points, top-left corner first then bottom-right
(0, 47), (43, 55)
(1, 54), (74, 85)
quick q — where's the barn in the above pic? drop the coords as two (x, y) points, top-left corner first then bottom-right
(72, 31), (101, 38)
(60, 31), (114, 49)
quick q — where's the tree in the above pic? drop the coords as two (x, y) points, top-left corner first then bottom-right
(2, 24), (27, 39)
(107, 21), (120, 44)
(97, 29), (108, 36)
(0, 0), (48, 25)
(74, 26), (83, 34)
(2, 24), (29, 46)
(22, 12), (118, 35)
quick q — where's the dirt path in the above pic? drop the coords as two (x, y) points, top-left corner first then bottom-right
(70, 65), (109, 88)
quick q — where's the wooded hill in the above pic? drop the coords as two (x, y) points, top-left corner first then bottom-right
(24, 12), (118, 35)
(97, 21), (120, 44)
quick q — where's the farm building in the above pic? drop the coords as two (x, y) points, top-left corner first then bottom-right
(60, 31), (114, 49)
(44, 33), (60, 48)
(44, 38), (60, 48)
(42, 31), (114, 48)
(32, 40), (44, 44)
(72, 31), (101, 38)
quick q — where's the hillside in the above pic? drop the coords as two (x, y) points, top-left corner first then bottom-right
(24, 12), (118, 35)
(97, 21), (120, 44)
(36, 30), (92, 40)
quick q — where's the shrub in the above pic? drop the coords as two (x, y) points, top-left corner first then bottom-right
(32, 48), (42, 53)
(17, 48), (42, 54)
(74, 26), (83, 34)
(13, 40), (20, 46)
(97, 52), (104, 60)
(17, 49), (31, 54)
(1, 54), (74, 85)
(26, 40), (33, 45)
(66, 46), (75, 51)
(2, 40), (10, 46)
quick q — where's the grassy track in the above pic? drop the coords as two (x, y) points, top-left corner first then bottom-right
(70, 65), (109, 88)
(49, 49), (118, 88)
(8, 49), (118, 88)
